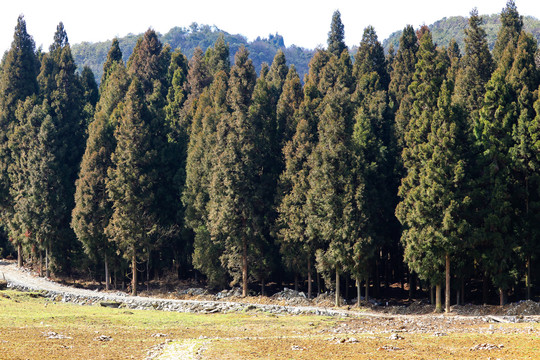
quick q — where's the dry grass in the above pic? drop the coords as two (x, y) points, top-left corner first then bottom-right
(0, 290), (539, 359)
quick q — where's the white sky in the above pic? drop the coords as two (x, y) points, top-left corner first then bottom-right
(1, 0), (539, 53)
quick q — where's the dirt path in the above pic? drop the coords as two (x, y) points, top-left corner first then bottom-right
(0, 260), (369, 318)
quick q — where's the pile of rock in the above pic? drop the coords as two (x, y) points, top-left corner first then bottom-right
(504, 300), (540, 316)
(271, 288), (311, 306)
(214, 287), (242, 299)
(177, 288), (208, 297)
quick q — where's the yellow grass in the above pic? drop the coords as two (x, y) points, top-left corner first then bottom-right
(0, 290), (539, 359)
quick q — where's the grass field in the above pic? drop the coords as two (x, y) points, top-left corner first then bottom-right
(1, 289), (539, 359)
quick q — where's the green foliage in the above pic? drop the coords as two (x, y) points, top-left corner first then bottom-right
(383, 14), (540, 56)
(72, 26), (314, 86)
(106, 79), (157, 260)
(208, 47), (258, 293)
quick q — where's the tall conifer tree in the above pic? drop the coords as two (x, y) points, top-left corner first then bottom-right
(0, 15), (39, 266)
(106, 79), (157, 296)
(208, 47), (257, 296)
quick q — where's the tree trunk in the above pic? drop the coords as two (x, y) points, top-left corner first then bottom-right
(242, 236), (248, 297)
(365, 276), (369, 304)
(104, 253), (110, 291)
(356, 277), (361, 308)
(316, 271), (321, 295)
(482, 273), (489, 305)
(375, 255), (380, 297)
(445, 253), (451, 313)
(45, 245), (50, 278)
(345, 276), (349, 301)
(131, 249), (137, 296)
(526, 254), (531, 300)
(39, 251), (43, 277)
(146, 256), (150, 293)
(335, 268), (340, 307)
(409, 271), (416, 299)
(307, 257), (312, 299)
(17, 243), (23, 267)
(435, 283), (442, 312)
(261, 278), (265, 296)
(499, 288), (506, 307)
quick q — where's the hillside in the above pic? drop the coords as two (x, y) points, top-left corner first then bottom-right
(383, 14), (540, 52)
(72, 23), (314, 84)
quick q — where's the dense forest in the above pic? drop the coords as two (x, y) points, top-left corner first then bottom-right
(383, 13), (540, 52)
(1, 1), (540, 312)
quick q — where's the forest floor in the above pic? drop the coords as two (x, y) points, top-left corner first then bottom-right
(1, 260), (540, 359)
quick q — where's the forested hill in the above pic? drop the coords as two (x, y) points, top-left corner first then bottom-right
(72, 23), (314, 84)
(383, 14), (540, 52)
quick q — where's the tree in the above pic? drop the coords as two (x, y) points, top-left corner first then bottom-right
(353, 26), (389, 90)
(454, 8), (494, 128)
(475, 69), (519, 306)
(100, 38), (123, 89)
(327, 10), (346, 57)
(493, 0), (523, 63)
(388, 25), (418, 150)
(276, 65), (303, 147)
(0, 15), (39, 266)
(183, 71), (229, 288)
(36, 22), (85, 273)
(207, 46), (257, 297)
(106, 79), (158, 296)
(508, 32), (539, 300)
(72, 59), (130, 290)
(396, 30), (449, 310)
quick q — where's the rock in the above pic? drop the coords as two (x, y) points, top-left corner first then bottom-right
(389, 333), (404, 340)
(0, 280), (8, 290)
(100, 301), (122, 308)
(469, 343), (504, 351)
(95, 335), (112, 341)
(44, 331), (72, 340)
(291, 345), (305, 351)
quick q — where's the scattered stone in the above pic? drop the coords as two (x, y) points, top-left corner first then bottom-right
(291, 345), (305, 351)
(151, 333), (168, 338)
(100, 301), (121, 308)
(378, 345), (402, 351)
(178, 288), (208, 296)
(433, 331), (447, 337)
(470, 343), (504, 351)
(44, 331), (72, 340)
(389, 333), (404, 340)
(95, 335), (112, 342)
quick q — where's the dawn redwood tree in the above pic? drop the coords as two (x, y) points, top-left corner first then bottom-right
(100, 38), (123, 90)
(453, 8), (494, 125)
(183, 71), (229, 288)
(507, 31), (539, 300)
(276, 65), (303, 147)
(72, 52), (129, 290)
(37, 22), (86, 273)
(327, 10), (347, 57)
(208, 46), (257, 297)
(353, 26), (389, 90)
(389, 25), (418, 144)
(276, 51), (330, 299)
(0, 15), (39, 266)
(396, 30), (448, 311)
(493, 0), (523, 64)
(106, 79), (157, 296)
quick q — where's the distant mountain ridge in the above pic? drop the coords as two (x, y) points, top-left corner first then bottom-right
(72, 23), (314, 84)
(383, 14), (540, 52)
(72, 15), (540, 84)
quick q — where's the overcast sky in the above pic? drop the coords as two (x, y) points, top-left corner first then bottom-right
(1, 0), (539, 53)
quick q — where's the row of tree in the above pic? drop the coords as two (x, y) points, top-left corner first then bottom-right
(1, 1), (539, 310)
